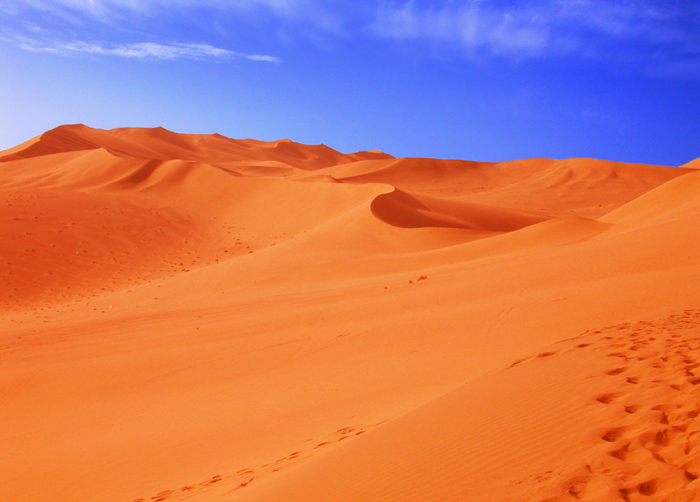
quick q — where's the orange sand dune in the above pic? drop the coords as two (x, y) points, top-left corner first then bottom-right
(370, 187), (548, 231)
(0, 124), (393, 169)
(1, 125), (699, 502)
(325, 156), (694, 218)
(682, 157), (700, 169)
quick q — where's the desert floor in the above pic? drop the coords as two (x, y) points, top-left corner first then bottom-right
(2, 125), (700, 501)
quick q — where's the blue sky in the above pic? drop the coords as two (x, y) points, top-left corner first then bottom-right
(1, 0), (698, 166)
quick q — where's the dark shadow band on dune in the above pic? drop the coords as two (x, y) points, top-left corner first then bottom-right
(370, 187), (549, 232)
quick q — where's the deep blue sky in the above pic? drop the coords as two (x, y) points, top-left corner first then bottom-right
(1, 0), (698, 166)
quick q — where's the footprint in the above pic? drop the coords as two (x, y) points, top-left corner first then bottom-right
(151, 491), (172, 502)
(596, 393), (620, 404)
(610, 444), (629, 460)
(601, 427), (626, 442)
(637, 479), (658, 496)
(238, 477), (254, 488)
(606, 367), (627, 376)
(654, 430), (671, 446)
(686, 409), (700, 419)
(509, 358), (526, 368)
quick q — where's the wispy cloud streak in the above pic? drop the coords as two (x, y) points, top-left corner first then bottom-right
(6, 0), (699, 77)
(374, 1), (552, 57)
(372, 0), (700, 76)
(8, 0), (301, 15)
(18, 39), (282, 62)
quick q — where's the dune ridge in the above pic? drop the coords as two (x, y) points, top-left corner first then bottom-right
(1, 125), (699, 502)
(682, 157), (700, 169)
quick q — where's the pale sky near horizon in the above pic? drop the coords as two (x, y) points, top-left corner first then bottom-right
(1, 0), (698, 166)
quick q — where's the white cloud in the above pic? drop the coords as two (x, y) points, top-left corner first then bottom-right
(7, 0), (699, 77)
(18, 39), (282, 62)
(372, 0), (700, 71)
(10, 0), (300, 12)
(374, 1), (552, 57)
(5, 0), (338, 41)
(6, 0), (303, 21)
(244, 54), (284, 63)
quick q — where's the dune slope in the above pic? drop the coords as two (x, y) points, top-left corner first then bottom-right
(1, 125), (698, 502)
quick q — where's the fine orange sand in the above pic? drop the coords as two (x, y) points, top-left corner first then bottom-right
(2, 125), (699, 502)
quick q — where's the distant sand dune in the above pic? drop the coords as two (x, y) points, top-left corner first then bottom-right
(1, 125), (698, 502)
(370, 187), (547, 231)
(682, 157), (700, 169)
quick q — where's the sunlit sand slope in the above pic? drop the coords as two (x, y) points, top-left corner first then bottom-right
(0, 125), (698, 502)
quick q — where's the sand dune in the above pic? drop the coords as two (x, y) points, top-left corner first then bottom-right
(370, 187), (548, 231)
(238, 312), (700, 502)
(602, 168), (700, 228)
(1, 125), (699, 502)
(0, 124), (393, 169)
(682, 157), (700, 169)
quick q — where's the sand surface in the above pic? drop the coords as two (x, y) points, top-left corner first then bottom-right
(2, 125), (699, 502)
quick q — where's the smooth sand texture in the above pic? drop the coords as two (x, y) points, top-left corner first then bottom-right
(682, 157), (700, 170)
(1, 125), (699, 502)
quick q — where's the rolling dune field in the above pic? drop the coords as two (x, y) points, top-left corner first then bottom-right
(2, 125), (700, 502)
